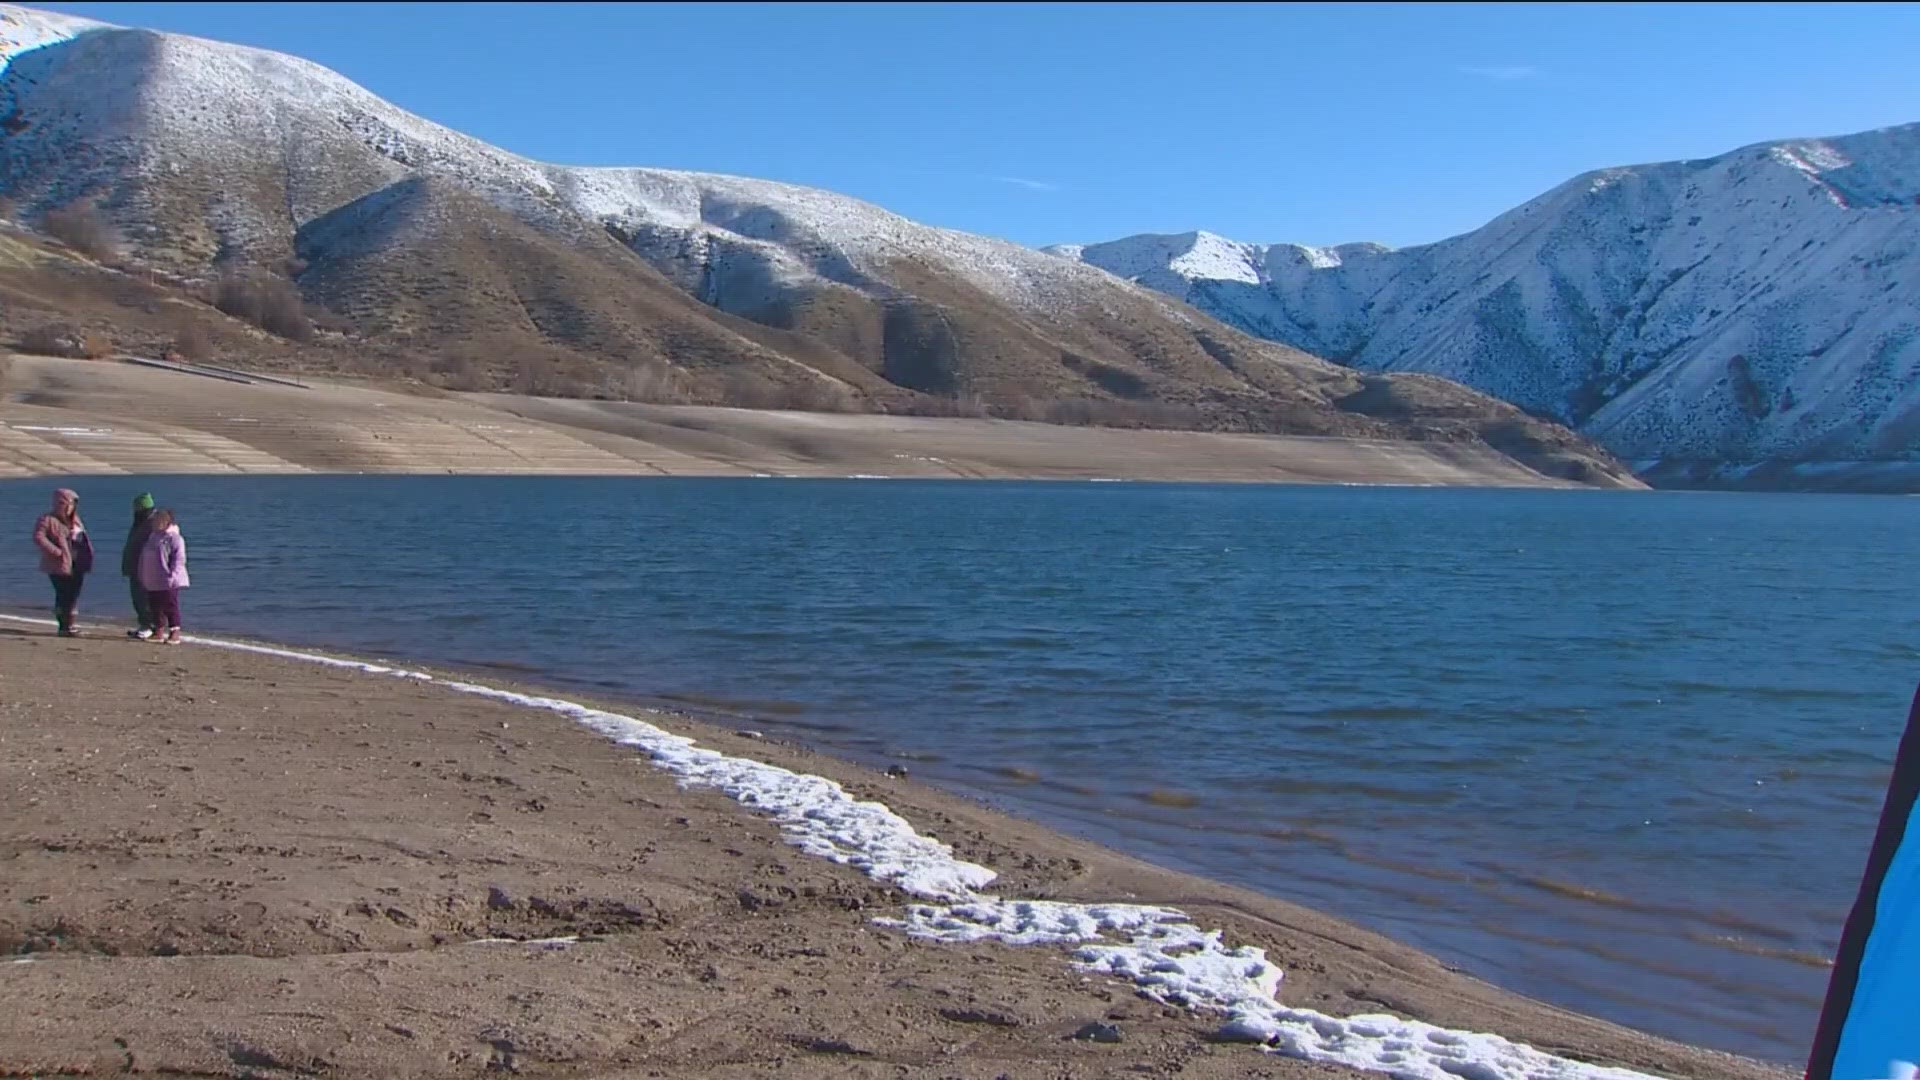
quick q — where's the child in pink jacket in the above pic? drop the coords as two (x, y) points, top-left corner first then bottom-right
(137, 508), (190, 645)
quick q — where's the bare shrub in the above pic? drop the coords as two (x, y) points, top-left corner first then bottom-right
(716, 368), (784, 410)
(213, 275), (266, 324)
(214, 272), (313, 342)
(19, 323), (83, 357)
(1044, 399), (1100, 426)
(41, 203), (119, 262)
(259, 288), (313, 342)
(1039, 397), (1208, 431)
(430, 354), (491, 392)
(898, 392), (988, 419)
(169, 319), (214, 363)
(19, 324), (69, 356)
(509, 351), (589, 398)
(719, 372), (863, 413)
(780, 377), (860, 413)
(989, 396), (1047, 422)
(621, 362), (690, 405)
(18, 324), (112, 359)
(305, 303), (353, 335)
(385, 352), (435, 384)
(510, 355), (549, 396)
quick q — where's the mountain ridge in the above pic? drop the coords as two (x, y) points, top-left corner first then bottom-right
(1050, 121), (1920, 484)
(0, 3), (1635, 486)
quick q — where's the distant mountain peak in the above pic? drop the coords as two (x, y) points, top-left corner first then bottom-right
(1054, 121), (1920, 482)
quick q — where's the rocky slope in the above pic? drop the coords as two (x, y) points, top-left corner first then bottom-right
(0, 4), (1631, 485)
(1050, 123), (1920, 487)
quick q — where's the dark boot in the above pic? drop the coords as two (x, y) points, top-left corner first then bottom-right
(55, 608), (75, 637)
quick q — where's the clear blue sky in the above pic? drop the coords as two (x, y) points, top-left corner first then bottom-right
(37, 1), (1920, 249)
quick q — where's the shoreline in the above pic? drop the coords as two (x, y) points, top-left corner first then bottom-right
(0, 612), (1789, 1079)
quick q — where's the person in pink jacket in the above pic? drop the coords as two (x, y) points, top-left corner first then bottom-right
(137, 507), (190, 645)
(32, 487), (93, 637)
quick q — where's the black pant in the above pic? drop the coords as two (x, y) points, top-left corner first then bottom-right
(49, 573), (84, 628)
(130, 577), (154, 629)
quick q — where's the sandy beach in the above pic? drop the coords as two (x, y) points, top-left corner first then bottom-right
(0, 616), (1787, 1079)
(0, 355), (1636, 488)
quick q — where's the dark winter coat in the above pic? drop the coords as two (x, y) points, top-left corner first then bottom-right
(122, 507), (153, 577)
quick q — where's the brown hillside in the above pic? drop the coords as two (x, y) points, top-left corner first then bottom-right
(0, 6), (1636, 486)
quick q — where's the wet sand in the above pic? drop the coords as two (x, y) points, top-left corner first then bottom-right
(0, 621), (1779, 1079)
(0, 354), (1635, 488)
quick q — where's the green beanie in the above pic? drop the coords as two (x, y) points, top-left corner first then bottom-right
(133, 492), (155, 511)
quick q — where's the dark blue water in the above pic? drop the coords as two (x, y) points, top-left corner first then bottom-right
(5, 475), (1914, 1063)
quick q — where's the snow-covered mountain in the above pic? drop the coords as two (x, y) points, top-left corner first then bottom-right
(0, 3), (1634, 485)
(0, 4), (1116, 310)
(1050, 125), (1920, 484)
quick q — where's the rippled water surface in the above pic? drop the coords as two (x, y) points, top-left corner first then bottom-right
(5, 475), (1915, 1063)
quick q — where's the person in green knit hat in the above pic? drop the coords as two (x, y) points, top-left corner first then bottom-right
(122, 492), (157, 639)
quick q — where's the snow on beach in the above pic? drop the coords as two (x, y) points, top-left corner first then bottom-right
(0, 612), (1669, 1080)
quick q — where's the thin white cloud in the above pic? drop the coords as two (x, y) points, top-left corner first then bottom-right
(1458, 64), (1539, 80)
(997, 176), (1061, 192)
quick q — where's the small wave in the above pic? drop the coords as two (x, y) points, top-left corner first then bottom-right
(893, 639), (1002, 658)
(1140, 789), (1201, 809)
(1688, 932), (1834, 969)
(992, 635), (1059, 650)
(1262, 826), (1350, 853)
(469, 657), (546, 674)
(1481, 923), (1830, 1013)
(1308, 705), (1432, 722)
(1339, 849), (1477, 884)
(658, 692), (809, 717)
(995, 766), (1042, 782)
(1512, 874), (1798, 942)
(1520, 875), (1644, 909)
(1692, 906), (1801, 940)
(1263, 777), (1460, 807)
(745, 715), (854, 735)
(1660, 679), (1883, 703)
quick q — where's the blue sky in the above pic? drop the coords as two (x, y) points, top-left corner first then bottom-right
(36, 2), (1920, 249)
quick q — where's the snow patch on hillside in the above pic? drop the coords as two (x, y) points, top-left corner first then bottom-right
(1166, 231), (1263, 283)
(1, 3), (1155, 318)
(0, 4), (97, 72)
(0, 2), (1157, 318)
